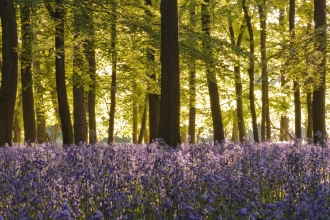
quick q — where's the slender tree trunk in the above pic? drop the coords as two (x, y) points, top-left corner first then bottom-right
(289, 0), (301, 139)
(306, 92), (313, 139)
(228, 12), (246, 142)
(36, 104), (46, 143)
(13, 97), (22, 143)
(145, 0), (160, 142)
(234, 65), (246, 141)
(258, 2), (270, 140)
(159, 0), (181, 147)
(82, 3), (97, 143)
(86, 46), (97, 143)
(232, 115), (238, 142)
(202, 0), (225, 143)
(278, 8), (289, 141)
(313, 0), (326, 143)
(304, 23), (313, 141)
(242, 0), (259, 142)
(138, 97), (148, 144)
(34, 59), (47, 143)
(45, 0), (74, 145)
(188, 0), (197, 144)
(73, 0), (87, 143)
(132, 96), (138, 144)
(20, 4), (36, 144)
(0, 0), (18, 146)
(108, 3), (117, 143)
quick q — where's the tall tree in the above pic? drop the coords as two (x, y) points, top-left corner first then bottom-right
(20, 4), (36, 144)
(73, 0), (87, 143)
(313, 0), (326, 143)
(242, 0), (259, 142)
(228, 13), (246, 142)
(159, 0), (181, 147)
(33, 57), (47, 142)
(202, 0), (225, 143)
(258, 1), (270, 141)
(82, 1), (97, 143)
(278, 8), (289, 141)
(290, 0), (301, 139)
(0, 0), (18, 146)
(132, 94), (138, 144)
(145, 0), (160, 142)
(108, 2), (117, 143)
(44, 0), (74, 145)
(188, 0), (197, 143)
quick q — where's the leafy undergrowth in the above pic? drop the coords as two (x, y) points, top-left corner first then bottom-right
(0, 140), (330, 219)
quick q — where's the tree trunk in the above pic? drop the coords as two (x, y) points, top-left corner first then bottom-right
(108, 3), (117, 143)
(82, 2), (97, 143)
(290, 0), (301, 139)
(45, 0), (74, 145)
(242, 0), (259, 142)
(138, 97), (148, 144)
(232, 116), (238, 142)
(73, 0), (87, 143)
(313, 0), (326, 143)
(13, 97), (22, 144)
(34, 60), (47, 143)
(132, 96), (138, 144)
(306, 91), (313, 139)
(234, 65), (246, 141)
(159, 0), (181, 147)
(0, 0), (18, 146)
(20, 4), (36, 144)
(145, 0), (160, 142)
(278, 8), (289, 142)
(201, 0), (225, 143)
(188, 0), (196, 144)
(228, 11), (246, 143)
(258, 2), (270, 141)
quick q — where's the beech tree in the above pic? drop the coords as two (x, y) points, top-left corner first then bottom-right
(313, 0), (326, 143)
(44, 0), (74, 145)
(20, 3), (36, 144)
(0, 0), (18, 146)
(201, 0), (225, 143)
(108, 1), (117, 143)
(242, 0), (259, 142)
(159, 0), (181, 147)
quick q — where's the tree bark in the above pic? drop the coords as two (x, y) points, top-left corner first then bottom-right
(242, 0), (259, 142)
(82, 1), (97, 143)
(73, 0), (87, 143)
(201, 0), (225, 143)
(145, 0), (160, 142)
(13, 97), (22, 143)
(138, 96), (148, 144)
(34, 59), (47, 143)
(0, 0), (18, 146)
(159, 0), (181, 147)
(132, 96), (138, 144)
(44, 0), (74, 145)
(188, 0), (197, 144)
(258, 2), (270, 141)
(228, 18), (246, 142)
(313, 0), (326, 143)
(108, 3), (117, 143)
(290, 0), (301, 139)
(278, 8), (289, 142)
(20, 4), (36, 144)
(306, 91), (313, 140)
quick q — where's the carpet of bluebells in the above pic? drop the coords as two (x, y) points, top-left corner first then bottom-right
(0, 139), (330, 220)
